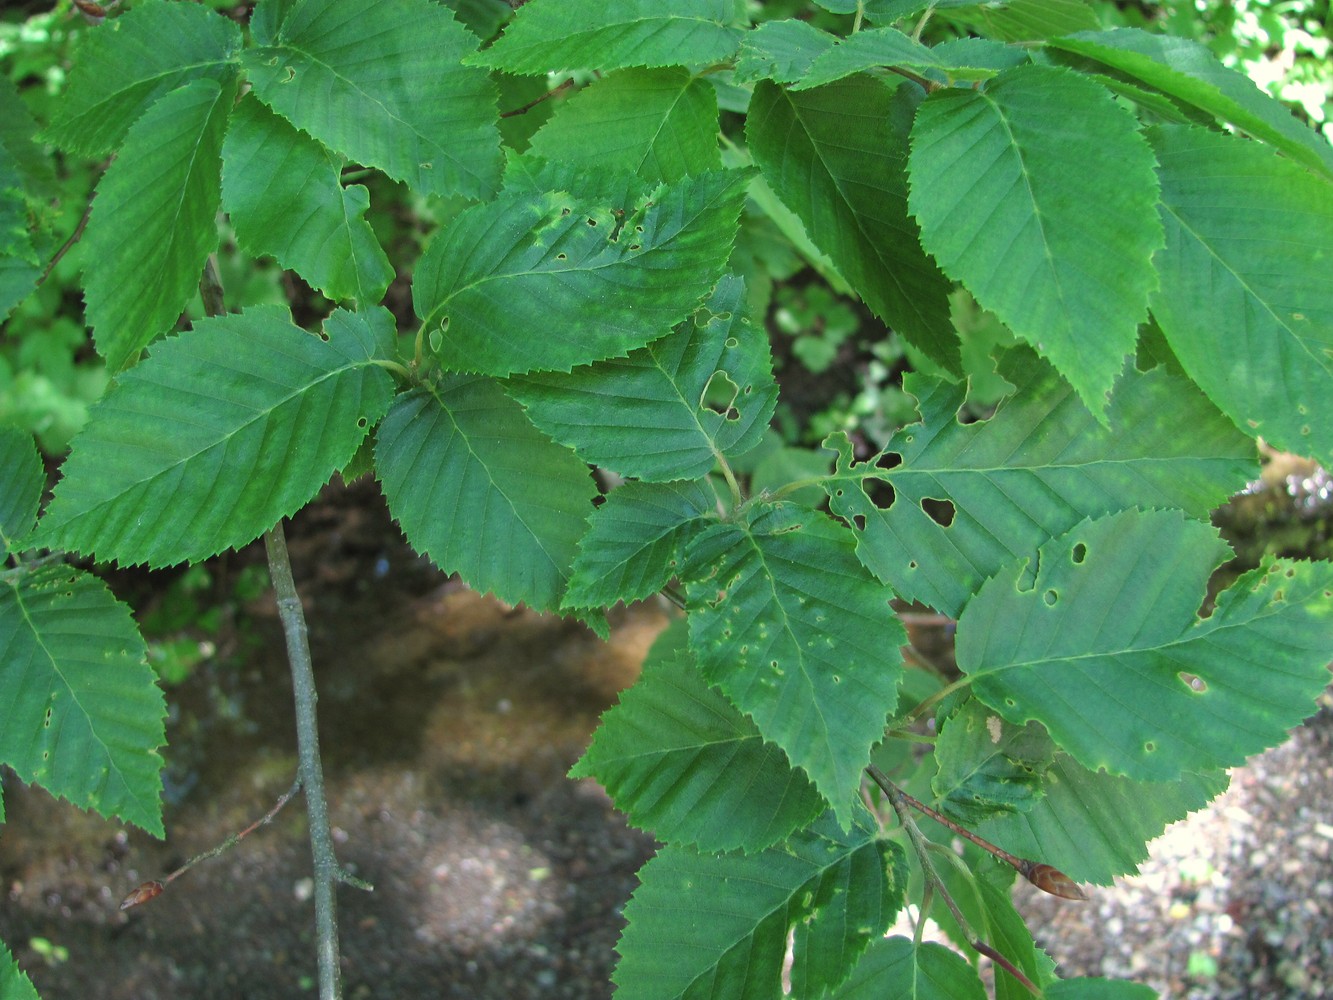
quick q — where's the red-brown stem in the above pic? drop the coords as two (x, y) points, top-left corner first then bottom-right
(500, 78), (574, 118)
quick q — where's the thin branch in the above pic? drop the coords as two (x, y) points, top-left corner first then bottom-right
(500, 78), (574, 118)
(37, 196), (95, 288)
(120, 776), (303, 910)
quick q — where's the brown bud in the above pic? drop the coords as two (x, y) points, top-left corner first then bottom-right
(1023, 862), (1087, 901)
(119, 880), (164, 911)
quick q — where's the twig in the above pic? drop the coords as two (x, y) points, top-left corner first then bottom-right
(119, 776), (303, 910)
(874, 768), (1043, 995)
(500, 78), (574, 118)
(37, 196), (95, 288)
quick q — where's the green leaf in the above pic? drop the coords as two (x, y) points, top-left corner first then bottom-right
(571, 621), (826, 852)
(0, 427), (43, 560)
(734, 19), (838, 85)
(527, 68), (720, 184)
(42, 1), (241, 157)
(243, 0), (501, 199)
(1048, 28), (1333, 182)
(0, 563), (165, 835)
(825, 937), (987, 1000)
(414, 169), (748, 376)
(470, 0), (745, 75)
(951, 0), (1099, 41)
(0, 255), (38, 324)
(31, 306), (395, 567)
(508, 274), (775, 480)
(614, 805), (905, 999)
(1045, 979), (1158, 1000)
(957, 509), (1333, 781)
(81, 78), (232, 372)
(0, 76), (56, 202)
(0, 937), (39, 1000)
(797, 26), (1025, 90)
(931, 699), (1052, 826)
(222, 96), (394, 305)
(976, 754), (1227, 885)
(683, 504), (904, 826)
(748, 78), (957, 371)
(908, 66), (1162, 414)
(374, 379), (595, 612)
(1147, 125), (1333, 466)
(563, 480), (716, 608)
(824, 348), (1255, 617)
(0, 141), (35, 263)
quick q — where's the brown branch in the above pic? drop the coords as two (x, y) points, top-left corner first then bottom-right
(500, 78), (574, 118)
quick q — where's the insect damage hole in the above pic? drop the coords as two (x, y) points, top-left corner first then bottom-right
(1178, 672), (1208, 693)
(701, 371), (741, 421)
(921, 497), (955, 527)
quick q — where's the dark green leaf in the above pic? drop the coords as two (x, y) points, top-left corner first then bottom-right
(0, 427), (43, 559)
(508, 274), (775, 480)
(82, 79), (232, 372)
(414, 169), (748, 376)
(222, 97), (393, 305)
(932, 699), (1052, 825)
(614, 805), (905, 998)
(0, 564), (165, 835)
(748, 77), (957, 371)
(42, 1), (241, 157)
(734, 20), (838, 85)
(571, 621), (826, 851)
(470, 0), (744, 75)
(976, 754), (1227, 885)
(824, 348), (1255, 617)
(684, 504), (904, 826)
(908, 66), (1162, 415)
(244, 0), (502, 199)
(958, 509), (1333, 780)
(374, 379), (595, 612)
(1148, 125), (1333, 466)
(32, 306), (395, 567)
(563, 480), (716, 608)
(797, 26), (1025, 90)
(825, 937), (987, 1000)
(527, 68), (720, 184)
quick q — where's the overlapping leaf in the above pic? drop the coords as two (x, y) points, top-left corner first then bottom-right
(571, 621), (826, 851)
(374, 378), (594, 612)
(797, 27), (1027, 90)
(469, 0), (744, 75)
(931, 699), (1052, 825)
(243, 0), (501, 199)
(1147, 125), (1333, 466)
(0, 427), (42, 559)
(826, 937), (987, 1000)
(82, 79), (232, 371)
(823, 348), (1255, 616)
(683, 504), (904, 826)
(508, 274), (775, 480)
(527, 68), (720, 184)
(908, 65), (1162, 414)
(222, 97), (393, 305)
(31, 306), (395, 567)
(748, 77), (957, 371)
(414, 169), (747, 376)
(42, 1), (241, 157)
(614, 806), (905, 999)
(1048, 28), (1333, 182)
(976, 754), (1227, 885)
(950, 0), (1099, 41)
(957, 509), (1333, 781)
(734, 19), (837, 84)
(0, 564), (165, 835)
(563, 480), (716, 609)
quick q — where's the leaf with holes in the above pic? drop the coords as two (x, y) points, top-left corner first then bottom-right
(374, 379), (595, 612)
(956, 509), (1333, 781)
(683, 504), (904, 826)
(414, 169), (748, 376)
(613, 804), (906, 999)
(30, 306), (396, 567)
(931, 699), (1053, 826)
(823, 347), (1254, 616)
(508, 274), (775, 481)
(570, 620), (826, 852)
